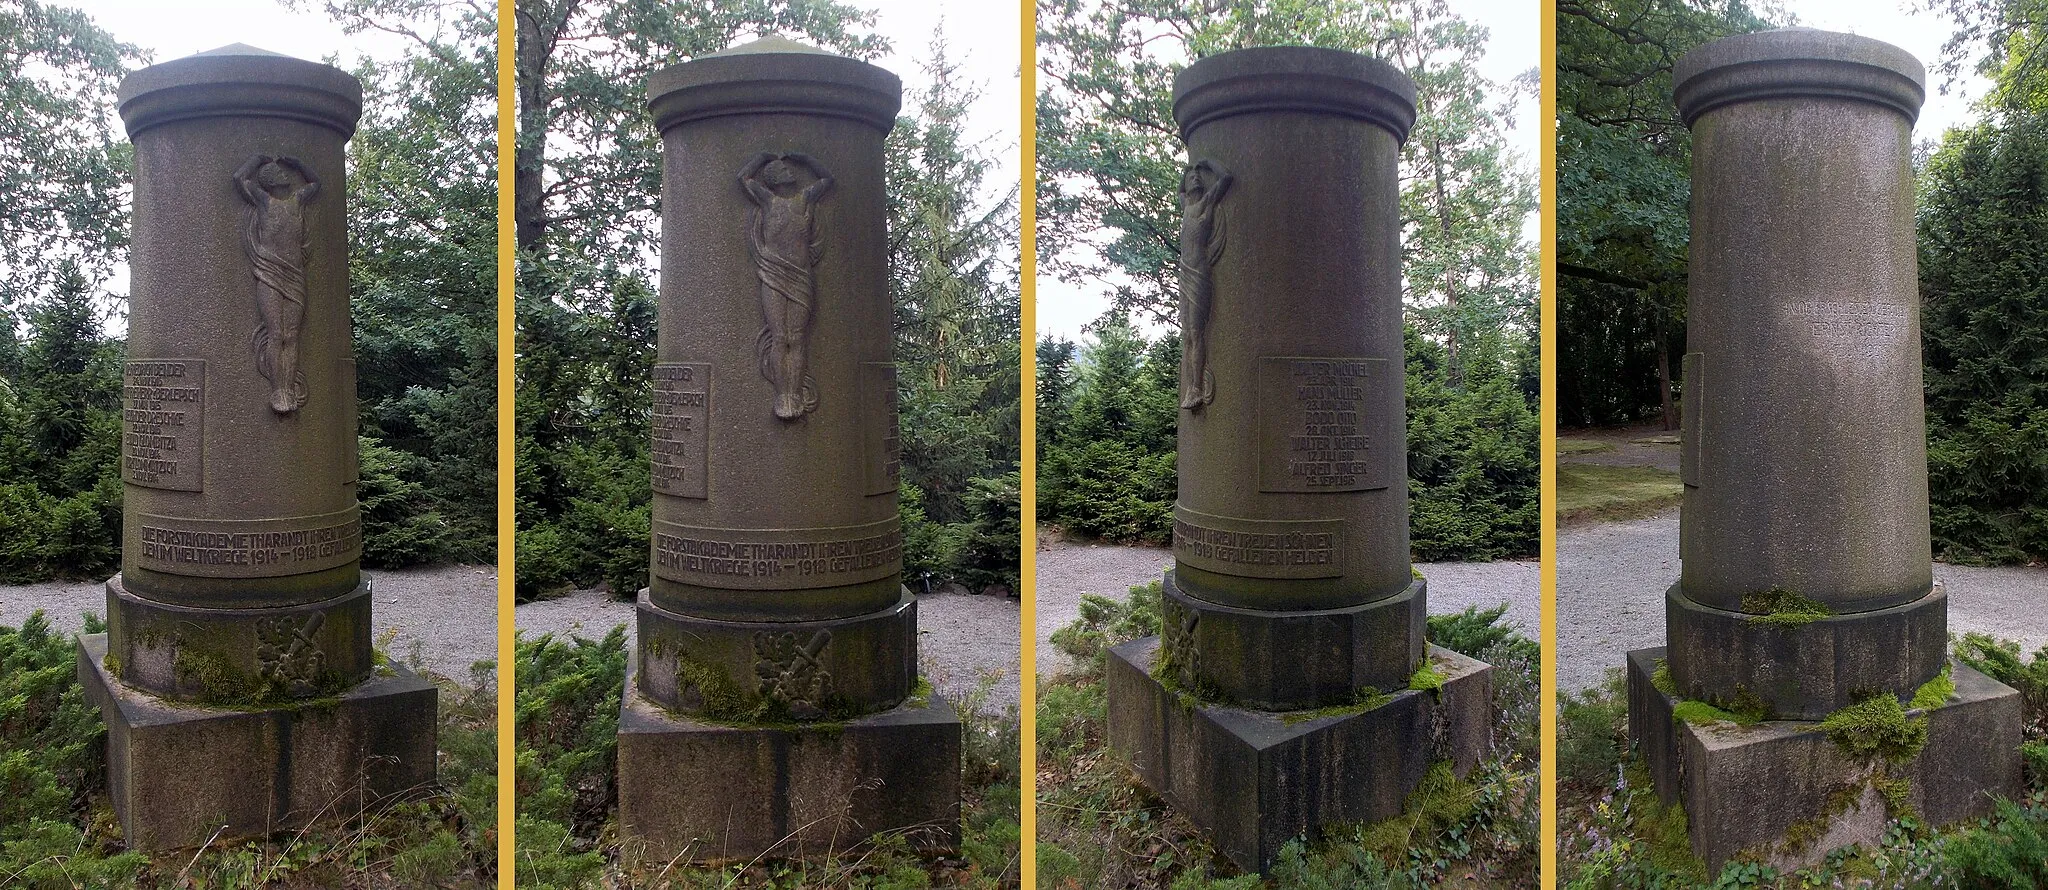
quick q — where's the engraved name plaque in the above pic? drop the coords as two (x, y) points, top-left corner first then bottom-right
(1172, 505), (1345, 580)
(651, 516), (901, 590)
(862, 362), (900, 496)
(123, 359), (205, 491)
(133, 507), (361, 578)
(1256, 356), (1390, 493)
(651, 362), (711, 499)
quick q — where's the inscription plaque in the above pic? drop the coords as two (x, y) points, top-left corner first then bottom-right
(1172, 505), (1345, 580)
(1256, 356), (1389, 493)
(862, 362), (900, 496)
(123, 360), (205, 492)
(133, 507), (361, 578)
(651, 516), (901, 590)
(651, 362), (711, 498)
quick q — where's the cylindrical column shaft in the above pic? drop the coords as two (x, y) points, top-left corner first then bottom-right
(107, 45), (370, 703)
(1169, 46), (1416, 611)
(1159, 47), (1425, 710)
(1677, 29), (1931, 612)
(636, 39), (913, 721)
(1667, 29), (1942, 719)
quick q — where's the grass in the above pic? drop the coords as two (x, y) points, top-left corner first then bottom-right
(1558, 438), (1617, 456)
(1037, 585), (1537, 888)
(513, 628), (1021, 889)
(1557, 464), (1683, 524)
(0, 609), (499, 889)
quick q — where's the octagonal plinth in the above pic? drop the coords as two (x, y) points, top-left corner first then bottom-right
(1109, 637), (1490, 873)
(634, 588), (917, 721)
(106, 572), (374, 704)
(1664, 583), (1946, 721)
(1160, 571), (1424, 710)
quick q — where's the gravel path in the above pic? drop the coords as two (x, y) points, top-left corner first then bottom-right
(1032, 538), (1540, 679)
(1558, 507), (2048, 693)
(0, 564), (499, 682)
(515, 590), (1022, 717)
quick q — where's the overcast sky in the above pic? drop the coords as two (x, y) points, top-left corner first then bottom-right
(1034, 0), (1542, 341)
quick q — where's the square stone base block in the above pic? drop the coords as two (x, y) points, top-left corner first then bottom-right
(1107, 637), (1492, 873)
(1627, 647), (2021, 872)
(617, 665), (962, 864)
(78, 633), (438, 852)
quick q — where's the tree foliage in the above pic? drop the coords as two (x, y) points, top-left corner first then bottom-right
(1918, 0), (2048, 565)
(1555, 0), (1777, 428)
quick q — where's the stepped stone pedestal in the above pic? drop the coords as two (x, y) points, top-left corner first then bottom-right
(1628, 28), (2020, 871)
(1103, 46), (1492, 874)
(615, 38), (960, 862)
(80, 45), (435, 852)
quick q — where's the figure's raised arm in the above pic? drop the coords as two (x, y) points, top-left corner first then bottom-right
(1199, 159), (1233, 205)
(787, 153), (834, 203)
(234, 154), (270, 206)
(278, 156), (320, 202)
(738, 152), (776, 204)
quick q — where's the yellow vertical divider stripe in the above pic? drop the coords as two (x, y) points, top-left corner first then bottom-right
(1539, 0), (1559, 887)
(496, 0), (517, 885)
(1019, 0), (1040, 886)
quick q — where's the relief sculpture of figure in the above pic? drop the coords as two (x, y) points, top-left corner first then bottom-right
(1179, 158), (1232, 410)
(740, 151), (834, 420)
(234, 155), (319, 415)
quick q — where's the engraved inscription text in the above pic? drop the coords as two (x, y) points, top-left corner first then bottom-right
(652, 518), (901, 589)
(123, 360), (204, 491)
(651, 363), (710, 498)
(1257, 356), (1388, 492)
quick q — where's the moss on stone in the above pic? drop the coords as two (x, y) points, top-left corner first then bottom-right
(1778, 783), (1866, 858)
(1353, 761), (1478, 862)
(1650, 658), (1677, 696)
(1910, 662), (1954, 710)
(673, 653), (756, 722)
(102, 652), (121, 679)
(1741, 587), (1832, 627)
(1818, 694), (1928, 763)
(1876, 774), (1914, 819)
(1409, 657), (1448, 695)
(173, 645), (259, 705)
(905, 676), (934, 709)
(1410, 565), (1424, 581)
(1279, 686), (1394, 725)
(1672, 699), (1761, 726)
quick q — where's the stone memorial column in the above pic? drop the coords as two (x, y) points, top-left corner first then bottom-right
(76, 45), (436, 852)
(1626, 28), (2020, 870)
(1105, 46), (1493, 873)
(616, 37), (961, 863)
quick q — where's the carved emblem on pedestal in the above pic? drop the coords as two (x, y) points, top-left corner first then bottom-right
(753, 629), (834, 721)
(1178, 158), (1232, 410)
(255, 613), (326, 697)
(740, 152), (834, 420)
(234, 155), (319, 415)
